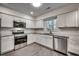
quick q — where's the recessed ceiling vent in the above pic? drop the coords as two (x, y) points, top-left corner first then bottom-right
(45, 7), (51, 10)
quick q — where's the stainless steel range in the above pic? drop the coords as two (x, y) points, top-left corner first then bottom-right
(12, 30), (27, 50)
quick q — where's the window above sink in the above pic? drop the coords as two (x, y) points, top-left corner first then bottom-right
(44, 16), (57, 31)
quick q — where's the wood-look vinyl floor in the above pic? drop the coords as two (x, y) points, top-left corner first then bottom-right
(2, 43), (73, 56)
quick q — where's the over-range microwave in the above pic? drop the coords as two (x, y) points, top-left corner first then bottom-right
(13, 21), (26, 28)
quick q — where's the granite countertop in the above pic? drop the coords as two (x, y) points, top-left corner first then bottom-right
(24, 33), (52, 35)
(0, 32), (68, 38)
(0, 35), (14, 37)
(24, 33), (69, 38)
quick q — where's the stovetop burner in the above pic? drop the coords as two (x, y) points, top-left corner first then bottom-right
(12, 30), (27, 46)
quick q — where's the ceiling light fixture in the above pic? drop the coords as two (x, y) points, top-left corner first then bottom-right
(30, 11), (34, 15)
(32, 3), (42, 7)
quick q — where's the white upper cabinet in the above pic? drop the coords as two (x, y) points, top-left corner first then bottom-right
(26, 20), (29, 28)
(26, 20), (43, 28)
(66, 11), (77, 27)
(26, 20), (35, 28)
(35, 20), (44, 28)
(0, 13), (14, 27)
(57, 14), (66, 27)
(57, 10), (78, 27)
(77, 8), (79, 26)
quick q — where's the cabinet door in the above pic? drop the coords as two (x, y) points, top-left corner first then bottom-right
(38, 35), (44, 44)
(30, 20), (35, 28)
(42, 35), (53, 49)
(66, 11), (77, 27)
(35, 35), (43, 44)
(35, 34), (40, 43)
(1, 14), (13, 27)
(1, 36), (14, 54)
(36, 20), (43, 28)
(8, 36), (14, 50)
(57, 14), (66, 27)
(27, 34), (36, 44)
(68, 36), (79, 54)
(57, 11), (77, 27)
(77, 9), (79, 26)
(26, 20), (30, 28)
(26, 20), (34, 28)
(46, 36), (53, 49)
(37, 35), (53, 49)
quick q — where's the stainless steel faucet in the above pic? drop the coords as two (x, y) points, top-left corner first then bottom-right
(49, 29), (52, 34)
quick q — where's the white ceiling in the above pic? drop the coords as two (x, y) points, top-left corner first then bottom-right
(1, 3), (70, 17)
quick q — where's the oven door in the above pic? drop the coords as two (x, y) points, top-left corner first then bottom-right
(15, 35), (27, 45)
(14, 36), (27, 50)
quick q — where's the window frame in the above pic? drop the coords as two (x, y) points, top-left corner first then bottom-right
(44, 16), (57, 31)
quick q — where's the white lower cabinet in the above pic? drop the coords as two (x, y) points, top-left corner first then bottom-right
(68, 36), (79, 54)
(27, 34), (53, 49)
(1, 36), (14, 54)
(27, 34), (36, 44)
(36, 35), (53, 49)
(35, 34), (41, 43)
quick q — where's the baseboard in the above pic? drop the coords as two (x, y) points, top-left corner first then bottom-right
(1, 49), (15, 55)
(14, 45), (27, 51)
(53, 50), (68, 56)
(34, 42), (53, 51)
(68, 51), (79, 56)
(27, 42), (35, 46)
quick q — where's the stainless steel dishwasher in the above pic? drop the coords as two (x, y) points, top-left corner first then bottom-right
(54, 35), (68, 54)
